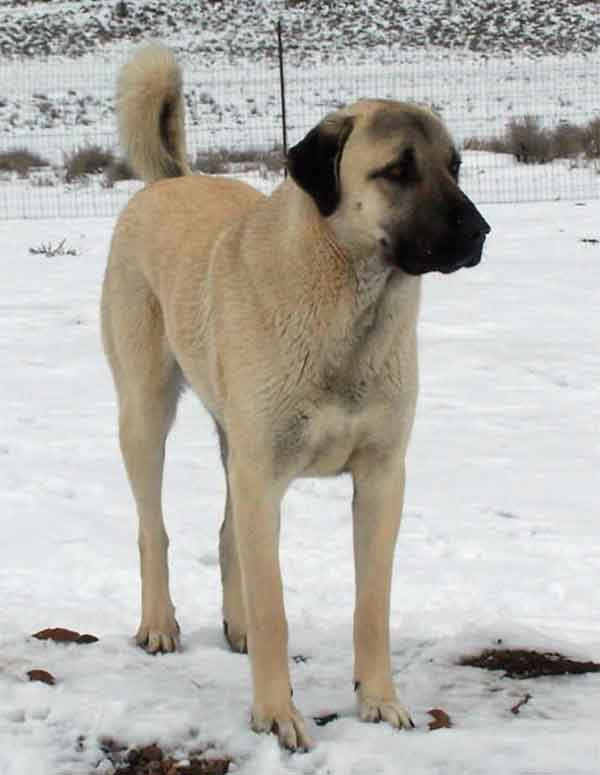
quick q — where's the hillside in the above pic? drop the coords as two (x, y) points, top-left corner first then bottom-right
(1, 0), (600, 63)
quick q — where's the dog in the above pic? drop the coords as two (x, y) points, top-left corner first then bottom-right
(101, 43), (490, 751)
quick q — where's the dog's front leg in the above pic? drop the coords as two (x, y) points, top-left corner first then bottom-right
(351, 454), (413, 730)
(229, 458), (311, 751)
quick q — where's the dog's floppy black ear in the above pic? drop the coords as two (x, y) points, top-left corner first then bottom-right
(287, 116), (354, 217)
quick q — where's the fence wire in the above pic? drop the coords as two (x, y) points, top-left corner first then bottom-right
(0, 46), (599, 219)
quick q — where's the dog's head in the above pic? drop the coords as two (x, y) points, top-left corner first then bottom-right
(287, 100), (490, 275)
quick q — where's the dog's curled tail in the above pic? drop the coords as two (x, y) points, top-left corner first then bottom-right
(117, 43), (190, 184)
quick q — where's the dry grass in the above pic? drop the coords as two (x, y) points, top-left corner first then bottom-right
(29, 239), (79, 257)
(103, 158), (137, 187)
(2, 144), (286, 184)
(192, 150), (230, 175)
(63, 144), (115, 182)
(582, 117), (600, 159)
(506, 116), (553, 163)
(464, 115), (600, 164)
(192, 146), (284, 175)
(0, 148), (50, 177)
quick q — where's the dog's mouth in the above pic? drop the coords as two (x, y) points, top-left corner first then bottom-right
(380, 192), (491, 276)
(383, 224), (490, 276)
(437, 234), (487, 274)
(383, 242), (485, 276)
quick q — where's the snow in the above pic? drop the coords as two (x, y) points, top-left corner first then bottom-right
(1, 47), (599, 220)
(2, 50), (599, 165)
(1, 196), (599, 774)
(2, 149), (599, 220)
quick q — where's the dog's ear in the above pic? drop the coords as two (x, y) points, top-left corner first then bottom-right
(287, 115), (354, 217)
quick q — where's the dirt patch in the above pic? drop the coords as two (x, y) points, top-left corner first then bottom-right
(95, 740), (231, 775)
(460, 648), (600, 679)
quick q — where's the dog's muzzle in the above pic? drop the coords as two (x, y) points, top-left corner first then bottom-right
(439, 212), (491, 274)
(388, 191), (491, 276)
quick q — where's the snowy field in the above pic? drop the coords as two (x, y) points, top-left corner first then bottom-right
(1, 48), (599, 218)
(1, 189), (599, 774)
(3, 51), (599, 153)
(2, 150), (600, 221)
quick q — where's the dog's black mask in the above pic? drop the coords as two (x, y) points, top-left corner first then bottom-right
(288, 118), (490, 275)
(389, 187), (491, 275)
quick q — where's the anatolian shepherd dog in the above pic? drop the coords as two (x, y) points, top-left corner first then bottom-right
(102, 43), (490, 750)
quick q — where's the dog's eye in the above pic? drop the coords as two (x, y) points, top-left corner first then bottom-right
(449, 157), (462, 180)
(378, 148), (418, 184)
(385, 164), (409, 180)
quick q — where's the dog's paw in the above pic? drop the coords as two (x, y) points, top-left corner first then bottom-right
(252, 700), (312, 752)
(223, 619), (247, 654)
(356, 687), (414, 730)
(136, 613), (180, 654)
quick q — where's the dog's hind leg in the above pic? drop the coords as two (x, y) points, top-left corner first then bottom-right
(102, 269), (182, 653)
(119, 373), (181, 653)
(216, 425), (248, 654)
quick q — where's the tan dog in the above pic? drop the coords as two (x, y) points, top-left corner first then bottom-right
(101, 44), (490, 751)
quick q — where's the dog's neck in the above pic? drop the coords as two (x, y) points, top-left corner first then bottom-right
(248, 180), (421, 379)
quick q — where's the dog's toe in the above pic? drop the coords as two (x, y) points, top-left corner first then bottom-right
(136, 618), (180, 653)
(358, 695), (413, 730)
(252, 701), (312, 752)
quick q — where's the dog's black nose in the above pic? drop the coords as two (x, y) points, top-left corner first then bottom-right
(475, 217), (491, 240)
(457, 210), (491, 244)
(441, 202), (490, 274)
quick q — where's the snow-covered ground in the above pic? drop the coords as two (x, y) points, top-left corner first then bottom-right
(2, 149), (600, 220)
(1, 191), (599, 774)
(1, 47), (599, 218)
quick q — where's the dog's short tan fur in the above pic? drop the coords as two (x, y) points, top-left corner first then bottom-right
(102, 44), (489, 751)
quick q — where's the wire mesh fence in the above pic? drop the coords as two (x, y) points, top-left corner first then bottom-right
(1, 41), (599, 219)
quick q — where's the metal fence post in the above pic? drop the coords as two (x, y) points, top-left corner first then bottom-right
(277, 19), (288, 177)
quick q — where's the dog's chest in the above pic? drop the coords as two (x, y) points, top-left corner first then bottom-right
(272, 278), (419, 478)
(304, 406), (369, 476)
(275, 388), (394, 478)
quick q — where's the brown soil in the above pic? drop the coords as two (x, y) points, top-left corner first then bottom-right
(92, 740), (231, 775)
(460, 648), (600, 679)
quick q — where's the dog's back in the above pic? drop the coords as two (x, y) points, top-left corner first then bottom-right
(102, 43), (264, 422)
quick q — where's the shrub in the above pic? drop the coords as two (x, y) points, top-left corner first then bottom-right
(463, 135), (508, 154)
(551, 121), (586, 159)
(506, 115), (552, 164)
(192, 150), (229, 174)
(225, 147), (284, 173)
(64, 144), (115, 182)
(29, 239), (78, 257)
(114, 0), (128, 18)
(464, 115), (600, 165)
(103, 158), (137, 187)
(0, 149), (50, 177)
(583, 117), (600, 159)
(192, 146), (284, 175)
